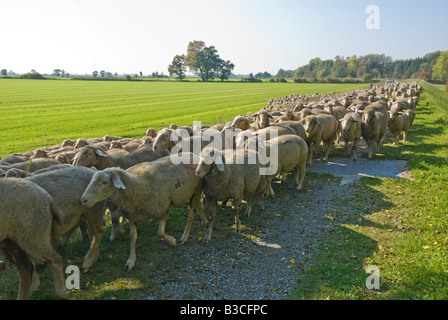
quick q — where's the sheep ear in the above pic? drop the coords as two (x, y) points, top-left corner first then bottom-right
(95, 148), (110, 157)
(257, 138), (266, 149)
(212, 151), (225, 172)
(112, 173), (126, 190)
(170, 129), (180, 141)
(251, 112), (259, 118)
(267, 112), (274, 119)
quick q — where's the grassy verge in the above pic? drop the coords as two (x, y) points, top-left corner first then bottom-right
(290, 82), (448, 299)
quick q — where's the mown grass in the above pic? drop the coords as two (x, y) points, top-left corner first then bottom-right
(290, 82), (448, 299)
(0, 79), (367, 158)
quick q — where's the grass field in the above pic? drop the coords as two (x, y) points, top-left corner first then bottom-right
(0, 79), (368, 158)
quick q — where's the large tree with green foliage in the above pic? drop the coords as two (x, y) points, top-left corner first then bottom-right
(168, 54), (187, 81)
(182, 40), (234, 82)
(432, 51), (448, 81)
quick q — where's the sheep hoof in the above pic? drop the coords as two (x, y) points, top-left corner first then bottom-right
(125, 260), (135, 271)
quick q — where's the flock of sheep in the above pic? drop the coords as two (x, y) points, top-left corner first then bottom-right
(0, 81), (421, 299)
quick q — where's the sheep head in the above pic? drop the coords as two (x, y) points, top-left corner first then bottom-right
(74, 146), (109, 167)
(80, 169), (125, 208)
(195, 147), (225, 178)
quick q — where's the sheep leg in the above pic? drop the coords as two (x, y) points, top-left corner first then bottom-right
(265, 176), (275, 197)
(204, 198), (217, 242)
(4, 240), (34, 300)
(306, 143), (314, 166)
(110, 206), (124, 242)
(81, 213), (105, 273)
(352, 138), (359, 161)
(125, 222), (138, 271)
(157, 217), (176, 247)
(47, 258), (71, 299)
(294, 165), (306, 191)
(403, 131), (407, 144)
(58, 225), (77, 250)
(233, 199), (242, 232)
(244, 194), (253, 217)
(180, 206), (196, 245)
(322, 140), (333, 162)
(367, 140), (373, 159)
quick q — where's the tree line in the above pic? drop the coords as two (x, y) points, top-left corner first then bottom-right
(277, 50), (448, 82)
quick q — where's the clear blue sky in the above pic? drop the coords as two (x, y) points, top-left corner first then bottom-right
(1, 0), (447, 75)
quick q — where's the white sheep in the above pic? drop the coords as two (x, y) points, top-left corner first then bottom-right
(74, 145), (168, 170)
(339, 112), (362, 160)
(302, 114), (339, 166)
(193, 147), (266, 242)
(240, 134), (308, 197)
(26, 166), (107, 272)
(361, 107), (388, 158)
(0, 178), (71, 300)
(80, 153), (206, 270)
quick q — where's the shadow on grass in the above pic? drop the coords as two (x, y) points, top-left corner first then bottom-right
(291, 177), (394, 299)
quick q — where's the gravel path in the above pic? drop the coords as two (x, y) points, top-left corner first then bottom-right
(145, 172), (347, 300)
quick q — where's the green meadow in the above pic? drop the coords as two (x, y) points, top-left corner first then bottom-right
(0, 79), (368, 157)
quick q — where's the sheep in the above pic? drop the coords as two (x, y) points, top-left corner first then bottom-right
(25, 166), (106, 272)
(152, 127), (236, 155)
(74, 145), (169, 170)
(251, 109), (274, 129)
(361, 107), (388, 159)
(145, 128), (158, 138)
(1, 154), (29, 165)
(1, 158), (60, 174)
(339, 112), (362, 160)
(79, 153), (206, 270)
(193, 147), (266, 242)
(324, 104), (349, 121)
(302, 114), (339, 166)
(230, 115), (255, 131)
(241, 134), (308, 197)
(388, 110), (411, 145)
(0, 178), (71, 300)
(270, 121), (306, 140)
(404, 109), (416, 130)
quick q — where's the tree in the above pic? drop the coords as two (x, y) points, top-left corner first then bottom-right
(53, 69), (61, 76)
(348, 55), (357, 77)
(1, 69), (7, 76)
(432, 51), (448, 81)
(92, 70), (98, 77)
(419, 71), (430, 81)
(194, 45), (221, 81)
(181, 40), (234, 81)
(168, 54), (187, 81)
(100, 70), (105, 77)
(184, 40), (206, 78)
